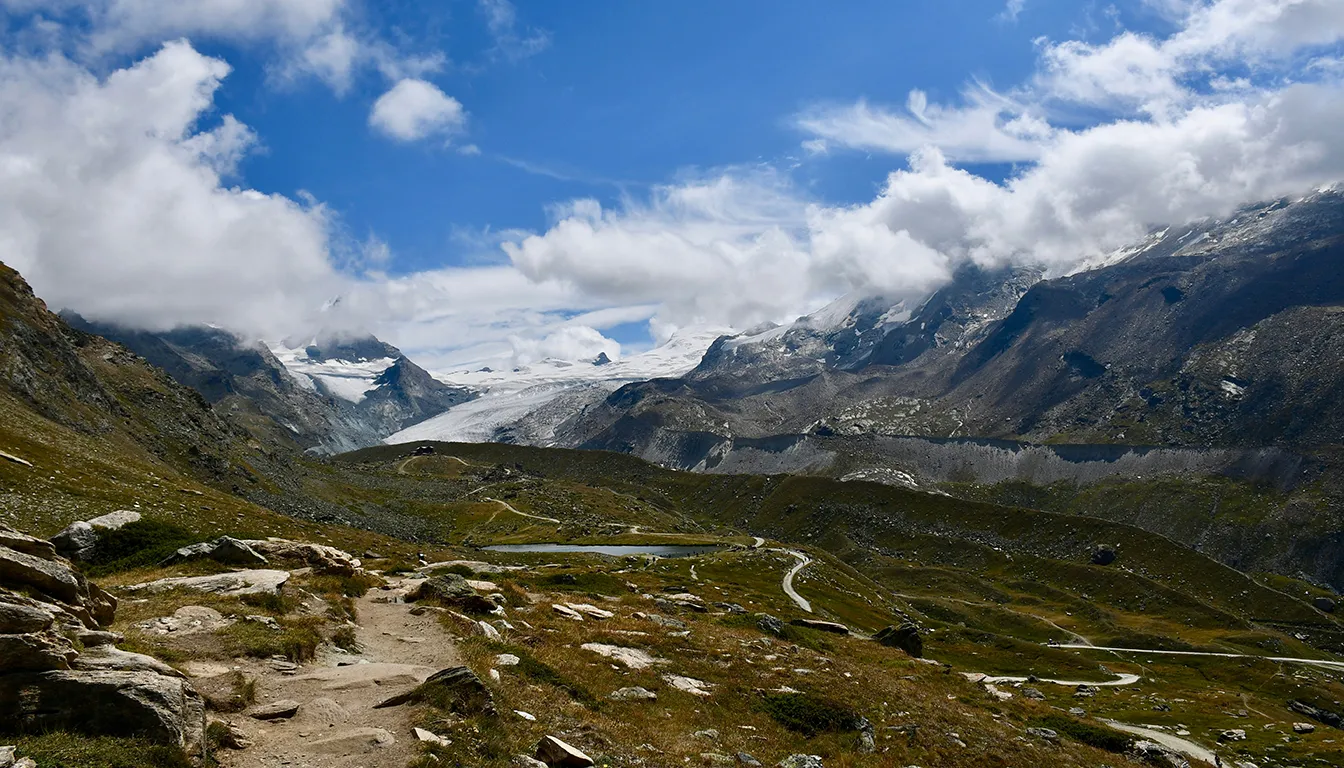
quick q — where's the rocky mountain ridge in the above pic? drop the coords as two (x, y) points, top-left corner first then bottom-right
(62, 315), (473, 455)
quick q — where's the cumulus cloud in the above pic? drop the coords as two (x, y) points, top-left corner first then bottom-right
(0, 41), (348, 336)
(508, 325), (620, 367)
(369, 78), (466, 141)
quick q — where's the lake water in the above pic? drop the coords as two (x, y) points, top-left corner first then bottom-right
(483, 543), (720, 558)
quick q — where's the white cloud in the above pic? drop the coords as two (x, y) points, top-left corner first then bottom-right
(509, 325), (619, 367)
(796, 85), (1054, 163)
(1001, 0), (1026, 22)
(477, 0), (550, 62)
(0, 41), (348, 336)
(369, 78), (465, 142)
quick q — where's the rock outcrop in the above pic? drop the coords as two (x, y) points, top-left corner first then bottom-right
(874, 622), (924, 658)
(0, 523), (204, 754)
(50, 510), (141, 561)
(161, 536), (268, 567)
(241, 539), (363, 576)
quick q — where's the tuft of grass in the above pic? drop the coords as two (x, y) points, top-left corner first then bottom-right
(435, 563), (477, 578)
(223, 616), (324, 662)
(14, 734), (192, 768)
(329, 624), (360, 652)
(239, 590), (299, 616)
(309, 571), (384, 598)
(202, 671), (257, 713)
(754, 691), (865, 737)
(505, 645), (600, 709)
(1032, 715), (1133, 753)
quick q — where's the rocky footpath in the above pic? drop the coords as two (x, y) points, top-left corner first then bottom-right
(0, 522), (205, 755)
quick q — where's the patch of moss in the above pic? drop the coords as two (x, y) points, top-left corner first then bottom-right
(754, 691), (864, 737)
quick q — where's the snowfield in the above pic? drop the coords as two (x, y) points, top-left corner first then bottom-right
(386, 326), (731, 446)
(269, 344), (397, 404)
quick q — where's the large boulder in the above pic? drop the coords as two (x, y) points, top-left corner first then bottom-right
(874, 622), (924, 658)
(1314, 596), (1337, 614)
(241, 539), (362, 576)
(374, 666), (495, 715)
(50, 510), (141, 561)
(410, 574), (497, 614)
(0, 631), (79, 671)
(160, 537), (268, 567)
(0, 669), (204, 750)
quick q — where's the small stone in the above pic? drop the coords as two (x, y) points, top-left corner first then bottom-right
(776, 756), (823, 768)
(608, 686), (657, 702)
(552, 604), (584, 621)
(512, 757), (548, 768)
(700, 754), (735, 767)
(736, 754), (762, 766)
(1022, 687), (1046, 700)
(414, 727), (450, 746)
(478, 621), (502, 640)
(496, 653), (521, 667)
(250, 699), (301, 720)
(694, 729), (720, 740)
(1026, 727), (1058, 742)
(1218, 728), (1247, 742)
(515, 710), (537, 721)
(535, 735), (594, 767)
(212, 720), (252, 750)
(0, 746), (15, 767)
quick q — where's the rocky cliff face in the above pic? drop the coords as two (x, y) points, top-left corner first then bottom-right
(561, 190), (1344, 454)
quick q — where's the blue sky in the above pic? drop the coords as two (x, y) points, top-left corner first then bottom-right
(1, 0), (1342, 367)
(222, 0), (1121, 277)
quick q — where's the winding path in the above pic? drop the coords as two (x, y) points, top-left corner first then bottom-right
(976, 672), (1141, 687)
(1054, 643), (1344, 672)
(482, 497), (562, 525)
(779, 550), (813, 613)
(1101, 720), (1218, 765)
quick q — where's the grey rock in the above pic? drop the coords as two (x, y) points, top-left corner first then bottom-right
(125, 569), (290, 597)
(0, 529), (56, 561)
(756, 614), (786, 637)
(0, 745), (13, 767)
(71, 644), (184, 677)
(1091, 547), (1117, 566)
(790, 619), (849, 635)
(211, 719), (252, 749)
(1131, 740), (1190, 768)
(736, 754), (762, 766)
(0, 545), (83, 606)
(1314, 596), (1337, 613)
(694, 729), (720, 740)
(512, 757), (549, 768)
(776, 756), (824, 768)
(1289, 698), (1342, 728)
(856, 716), (877, 753)
(51, 511), (140, 561)
(160, 537), (268, 567)
(0, 669), (204, 750)
(0, 630), (78, 671)
(1218, 728), (1247, 742)
(250, 699), (301, 720)
(14, 759), (33, 768)
(700, 755), (735, 767)
(0, 601), (53, 634)
(1293, 722), (1316, 733)
(713, 602), (747, 614)
(535, 734), (594, 767)
(874, 622), (923, 658)
(374, 666), (494, 715)
(1025, 727), (1059, 742)
(242, 539), (363, 576)
(1022, 687), (1046, 700)
(609, 686), (658, 701)
(411, 574), (496, 614)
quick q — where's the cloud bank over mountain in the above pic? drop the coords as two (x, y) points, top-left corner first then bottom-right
(0, 0), (1341, 368)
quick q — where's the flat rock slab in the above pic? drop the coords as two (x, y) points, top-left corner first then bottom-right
(790, 619), (849, 635)
(535, 735), (594, 767)
(307, 727), (396, 754)
(663, 674), (713, 696)
(291, 662), (435, 691)
(565, 603), (614, 620)
(250, 699), (301, 720)
(581, 643), (665, 669)
(126, 569), (290, 596)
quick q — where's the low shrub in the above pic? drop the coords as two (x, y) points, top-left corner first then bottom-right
(224, 617), (324, 662)
(83, 519), (197, 575)
(754, 692), (864, 737)
(239, 590), (299, 616)
(14, 734), (191, 768)
(330, 624), (360, 652)
(310, 571), (384, 598)
(1032, 715), (1132, 753)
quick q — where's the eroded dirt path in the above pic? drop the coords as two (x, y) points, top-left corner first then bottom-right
(209, 586), (459, 768)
